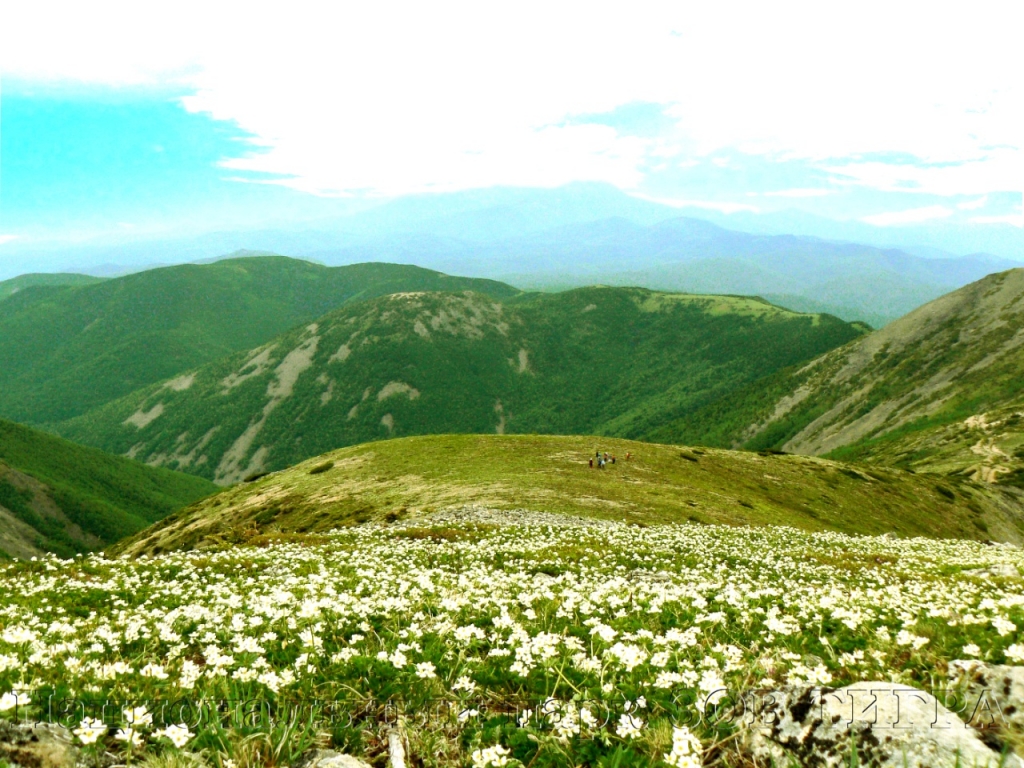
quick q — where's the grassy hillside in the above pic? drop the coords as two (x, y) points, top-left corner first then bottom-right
(660, 268), (1024, 484)
(0, 272), (104, 301)
(0, 418), (215, 559)
(58, 287), (865, 484)
(112, 433), (1024, 556)
(0, 256), (518, 424)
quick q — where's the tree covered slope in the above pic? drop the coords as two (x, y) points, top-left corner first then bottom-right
(0, 418), (215, 559)
(0, 256), (518, 424)
(57, 287), (865, 484)
(0, 272), (105, 301)
(662, 268), (1024, 485)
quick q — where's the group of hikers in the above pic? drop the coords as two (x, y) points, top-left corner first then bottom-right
(589, 450), (630, 468)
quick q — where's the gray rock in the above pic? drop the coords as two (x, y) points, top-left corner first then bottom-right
(0, 722), (78, 768)
(296, 750), (372, 768)
(736, 682), (1020, 767)
(966, 564), (1020, 578)
(950, 660), (1024, 750)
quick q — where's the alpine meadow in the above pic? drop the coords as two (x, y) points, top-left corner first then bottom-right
(2, 7), (1023, 768)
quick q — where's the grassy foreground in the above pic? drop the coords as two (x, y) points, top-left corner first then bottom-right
(3, 512), (1024, 766)
(114, 434), (1024, 557)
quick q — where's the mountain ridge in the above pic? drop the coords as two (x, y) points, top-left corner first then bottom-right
(56, 286), (865, 484)
(663, 268), (1024, 485)
(109, 433), (1024, 558)
(0, 271), (105, 301)
(0, 256), (519, 424)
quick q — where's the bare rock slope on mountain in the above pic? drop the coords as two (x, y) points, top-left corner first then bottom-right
(663, 269), (1024, 485)
(57, 287), (864, 484)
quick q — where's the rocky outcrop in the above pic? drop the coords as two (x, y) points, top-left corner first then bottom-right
(0, 722), (78, 768)
(296, 750), (372, 768)
(966, 563), (1020, 578)
(949, 660), (1024, 757)
(736, 682), (1021, 767)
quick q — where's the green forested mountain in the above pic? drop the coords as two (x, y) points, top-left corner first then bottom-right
(112, 433), (1024, 557)
(58, 287), (864, 484)
(0, 272), (105, 301)
(0, 417), (215, 559)
(0, 256), (518, 424)
(662, 268), (1024, 486)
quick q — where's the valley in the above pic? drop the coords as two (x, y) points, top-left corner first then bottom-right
(0, 417), (214, 559)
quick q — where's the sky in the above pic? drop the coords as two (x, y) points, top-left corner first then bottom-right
(0, 1), (1021, 259)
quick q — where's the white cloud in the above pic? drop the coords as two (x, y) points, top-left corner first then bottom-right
(957, 196), (989, 210)
(761, 189), (834, 198)
(862, 206), (954, 227)
(1, 1), (1020, 197)
(0, 235), (21, 246)
(969, 213), (1023, 227)
(828, 151), (1021, 198)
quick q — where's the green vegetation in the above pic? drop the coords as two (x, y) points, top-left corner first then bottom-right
(0, 256), (518, 424)
(112, 434), (1023, 557)
(659, 269), (1024, 483)
(0, 271), (104, 301)
(58, 286), (864, 484)
(7, 515), (1024, 765)
(0, 417), (215, 558)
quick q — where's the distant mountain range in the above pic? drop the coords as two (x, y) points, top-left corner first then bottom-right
(4, 183), (1020, 328)
(317, 215), (1016, 327)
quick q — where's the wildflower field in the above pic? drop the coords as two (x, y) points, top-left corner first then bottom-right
(3, 508), (1024, 767)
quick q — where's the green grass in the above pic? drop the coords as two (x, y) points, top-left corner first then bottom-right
(0, 256), (518, 424)
(59, 286), (864, 485)
(112, 433), (1023, 557)
(0, 417), (215, 557)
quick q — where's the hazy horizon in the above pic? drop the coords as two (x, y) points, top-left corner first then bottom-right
(1, 2), (1021, 278)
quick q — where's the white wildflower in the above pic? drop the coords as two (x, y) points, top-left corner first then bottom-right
(615, 712), (644, 739)
(73, 717), (107, 745)
(664, 725), (703, 768)
(471, 743), (511, 768)
(154, 723), (193, 748)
